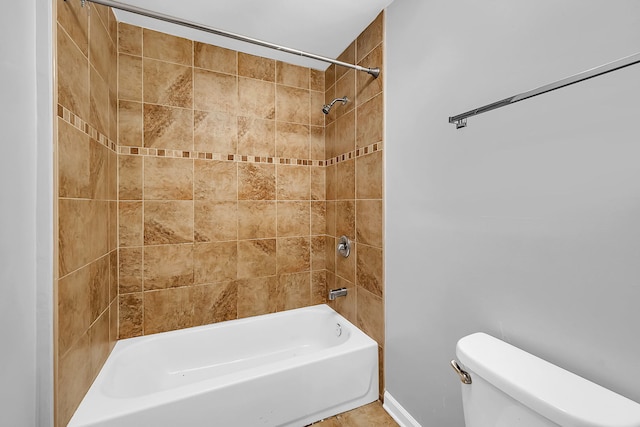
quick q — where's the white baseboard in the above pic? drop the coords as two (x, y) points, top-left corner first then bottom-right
(383, 391), (422, 427)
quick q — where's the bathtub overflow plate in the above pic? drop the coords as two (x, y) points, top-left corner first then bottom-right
(336, 323), (342, 337)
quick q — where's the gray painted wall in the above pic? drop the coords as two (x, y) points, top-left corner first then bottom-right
(385, 1), (640, 425)
(0, 0), (53, 425)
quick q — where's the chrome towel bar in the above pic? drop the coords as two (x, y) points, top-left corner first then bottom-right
(449, 51), (640, 129)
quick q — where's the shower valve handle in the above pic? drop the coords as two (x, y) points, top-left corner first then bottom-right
(337, 236), (351, 258)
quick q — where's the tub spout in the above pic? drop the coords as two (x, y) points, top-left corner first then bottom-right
(328, 287), (348, 301)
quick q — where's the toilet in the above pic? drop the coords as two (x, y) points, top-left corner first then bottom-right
(453, 333), (640, 427)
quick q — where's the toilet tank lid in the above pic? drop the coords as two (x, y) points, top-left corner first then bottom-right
(456, 333), (640, 427)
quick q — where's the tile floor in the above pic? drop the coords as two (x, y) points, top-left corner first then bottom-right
(311, 401), (399, 426)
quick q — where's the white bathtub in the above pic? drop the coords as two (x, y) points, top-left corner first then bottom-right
(68, 304), (379, 427)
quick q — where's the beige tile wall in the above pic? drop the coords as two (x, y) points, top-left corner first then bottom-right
(55, 0), (118, 425)
(116, 24), (330, 338)
(324, 13), (385, 397)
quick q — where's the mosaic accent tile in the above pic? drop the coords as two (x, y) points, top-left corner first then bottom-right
(58, 104), (117, 153)
(112, 142), (381, 166)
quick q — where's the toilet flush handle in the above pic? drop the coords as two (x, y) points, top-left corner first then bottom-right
(450, 360), (472, 384)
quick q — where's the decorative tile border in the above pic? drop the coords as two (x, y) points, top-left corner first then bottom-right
(58, 104), (383, 166)
(57, 105), (117, 152)
(117, 146), (325, 166)
(326, 142), (383, 166)
(117, 141), (383, 166)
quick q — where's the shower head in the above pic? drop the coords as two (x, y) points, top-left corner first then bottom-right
(322, 96), (349, 115)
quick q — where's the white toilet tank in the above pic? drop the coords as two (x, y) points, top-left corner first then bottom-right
(455, 333), (640, 427)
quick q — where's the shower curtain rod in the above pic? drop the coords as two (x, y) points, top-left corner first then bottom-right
(448, 51), (640, 129)
(69, 0), (380, 78)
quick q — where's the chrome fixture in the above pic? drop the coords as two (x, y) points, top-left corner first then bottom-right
(449, 51), (640, 129)
(322, 97), (349, 115)
(328, 288), (348, 301)
(65, 0), (380, 79)
(337, 235), (351, 258)
(450, 359), (472, 384)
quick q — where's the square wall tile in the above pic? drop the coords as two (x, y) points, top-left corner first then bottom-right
(335, 109), (355, 156)
(194, 69), (238, 114)
(58, 25), (89, 119)
(143, 157), (193, 200)
(336, 41), (356, 81)
(194, 200), (238, 242)
(311, 270), (327, 304)
(276, 122), (309, 159)
(143, 58), (193, 108)
(194, 242), (238, 284)
(118, 54), (142, 101)
(143, 28), (192, 66)
(357, 44), (384, 105)
(356, 199), (383, 247)
(278, 272), (311, 311)
(357, 12), (384, 62)
(277, 165), (310, 200)
(237, 201), (277, 240)
(143, 104), (193, 150)
(193, 282), (238, 325)
(276, 85), (309, 124)
(144, 201), (194, 245)
(118, 100), (142, 147)
(237, 163), (276, 200)
(119, 247), (142, 294)
(143, 244), (194, 290)
(57, 333), (92, 426)
(335, 70), (356, 118)
(237, 239), (277, 279)
(118, 155), (142, 200)
(89, 254), (110, 326)
(276, 61), (309, 89)
(194, 111), (237, 154)
(194, 160), (237, 201)
(118, 201), (142, 247)
(144, 287), (193, 334)
(118, 23), (142, 56)
(194, 42), (237, 74)
(310, 69), (324, 92)
(58, 118), (90, 199)
(356, 243), (383, 298)
(356, 150), (383, 200)
(311, 235), (326, 271)
(237, 116), (275, 157)
(311, 201), (326, 235)
(238, 77), (276, 119)
(336, 159), (355, 200)
(89, 66), (109, 137)
(118, 293), (143, 338)
(310, 166), (325, 201)
(58, 264), (91, 357)
(88, 14), (112, 85)
(239, 52), (275, 82)
(277, 201), (310, 237)
(58, 199), (94, 276)
(57, 0), (88, 56)
(276, 237), (310, 274)
(356, 93), (383, 148)
(357, 287), (384, 345)
(237, 276), (278, 318)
